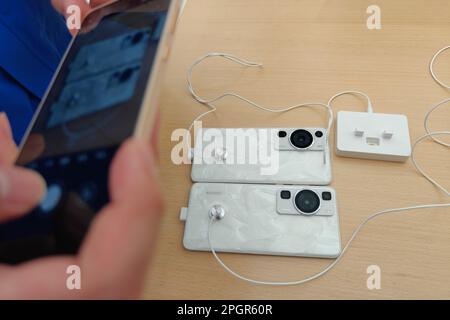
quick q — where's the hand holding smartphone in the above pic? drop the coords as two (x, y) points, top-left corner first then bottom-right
(0, 0), (178, 264)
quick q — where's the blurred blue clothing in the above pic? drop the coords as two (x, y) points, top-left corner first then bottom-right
(0, 0), (71, 144)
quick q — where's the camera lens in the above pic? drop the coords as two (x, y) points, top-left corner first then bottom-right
(295, 190), (320, 214)
(289, 129), (313, 149)
(315, 130), (323, 138)
(278, 131), (287, 138)
(322, 191), (332, 201)
(280, 190), (291, 199)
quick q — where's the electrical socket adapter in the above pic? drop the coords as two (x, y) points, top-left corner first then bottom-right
(336, 111), (411, 162)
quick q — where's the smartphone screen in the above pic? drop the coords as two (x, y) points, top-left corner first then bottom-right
(0, 0), (171, 263)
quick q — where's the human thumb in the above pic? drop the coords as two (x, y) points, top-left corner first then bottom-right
(0, 167), (46, 222)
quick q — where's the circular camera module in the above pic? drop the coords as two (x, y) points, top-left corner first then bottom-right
(289, 129), (313, 149)
(294, 190), (320, 215)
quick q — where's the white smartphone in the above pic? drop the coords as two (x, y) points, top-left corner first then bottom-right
(0, 0), (180, 264)
(181, 183), (342, 258)
(191, 128), (332, 185)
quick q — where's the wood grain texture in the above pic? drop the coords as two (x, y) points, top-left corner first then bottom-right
(142, 0), (450, 299)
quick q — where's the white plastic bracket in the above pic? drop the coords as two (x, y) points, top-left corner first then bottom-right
(336, 111), (411, 162)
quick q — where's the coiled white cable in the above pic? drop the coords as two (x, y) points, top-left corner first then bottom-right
(186, 52), (334, 141)
(424, 98), (450, 148)
(411, 132), (450, 197)
(327, 90), (374, 113)
(429, 45), (450, 90)
(186, 53), (375, 167)
(209, 202), (450, 286)
(426, 45), (450, 147)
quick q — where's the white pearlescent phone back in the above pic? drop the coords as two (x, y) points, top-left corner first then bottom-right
(191, 128), (332, 185)
(182, 183), (341, 258)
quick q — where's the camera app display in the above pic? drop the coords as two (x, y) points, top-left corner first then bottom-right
(0, 9), (169, 263)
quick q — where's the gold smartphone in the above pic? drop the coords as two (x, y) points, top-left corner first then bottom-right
(0, 0), (180, 264)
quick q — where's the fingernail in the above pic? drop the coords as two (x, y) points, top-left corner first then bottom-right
(0, 168), (46, 213)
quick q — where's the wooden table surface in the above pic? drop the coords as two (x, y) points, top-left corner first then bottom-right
(143, 0), (450, 299)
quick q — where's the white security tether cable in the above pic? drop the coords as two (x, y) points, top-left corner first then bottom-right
(424, 46), (450, 147)
(427, 45), (450, 147)
(186, 52), (334, 141)
(186, 50), (450, 286)
(424, 98), (450, 148)
(429, 45), (450, 90)
(327, 90), (374, 114)
(209, 201), (450, 286)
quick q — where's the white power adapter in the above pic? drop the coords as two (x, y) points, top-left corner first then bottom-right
(336, 111), (411, 162)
